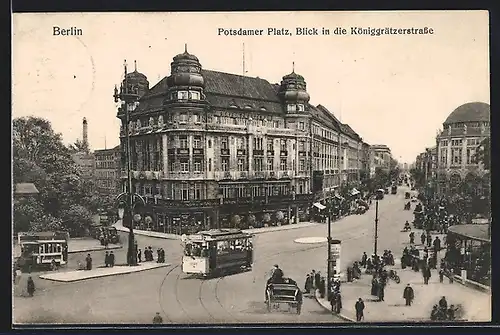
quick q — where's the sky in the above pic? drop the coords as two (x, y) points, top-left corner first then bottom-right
(12, 11), (489, 164)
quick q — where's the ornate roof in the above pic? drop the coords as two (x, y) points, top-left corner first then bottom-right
(443, 102), (490, 125)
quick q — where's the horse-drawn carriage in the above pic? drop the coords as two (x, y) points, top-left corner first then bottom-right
(265, 281), (303, 314)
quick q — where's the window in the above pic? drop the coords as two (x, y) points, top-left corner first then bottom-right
(180, 159), (189, 172)
(237, 137), (245, 150)
(298, 122), (305, 130)
(466, 148), (475, 164)
(253, 137), (263, 150)
(180, 184), (189, 200)
(299, 140), (306, 152)
(467, 138), (479, 146)
(179, 113), (188, 123)
(192, 114), (199, 123)
(145, 184), (152, 195)
(299, 159), (306, 171)
(297, 104), (305, 112)
(287, 104), (296, 112)
(280, 158), (287, 170)
(451, 148), (462, 165)
(221, 158), (229, 171)
(237, 158), (245, 171)
(179, 136), (188, 148)
(193, 136), (201, 148)
(441, 140), (448, 147)
(221, 185), (232, 198)
(235, 185), (246, 198)
(451, 139), (463, 147)
(266, 139), (273, 151)
(208, 158), (212, 172)
(267, 158), (274, 171)
(280, 139), (287, 151)
(254, 157), (263, 171)
(194, 160), (202, 173)
(169, 161), (177, 172)
(194, 184), (204, 199)
(221, 137), (229, 149)
(178, 91), (189, 100)
(273, 120), (279, 128)
(190, 91), (200, 100)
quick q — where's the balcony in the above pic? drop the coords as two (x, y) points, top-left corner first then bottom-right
(193, 148), (204, 156)
(253, 171), (267, 179)
(280, 150), (288, 156)
(268, 171), (277, 178)
(215, 171), (234, 180)
(298, 151), (307, 157)
(253, 149), (264, 156)
(237, 149), (246, 156)
(220, 149), (230, 156)
(237, 171), (248, 179)
(167, 148), (176, 155)
(267, 150), (275, 156)
(278, 170), (293, 179)
(176, 148), (190, 155)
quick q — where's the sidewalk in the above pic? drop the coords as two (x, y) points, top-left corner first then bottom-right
(113, 220), (321, 239)
(38, 262), (170, 283)
(315, 265), (491, 322)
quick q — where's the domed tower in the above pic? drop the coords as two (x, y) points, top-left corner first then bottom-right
(166, 44), (205, 102)
(121, 60), (149, 98)
(278, 64), (310, 113)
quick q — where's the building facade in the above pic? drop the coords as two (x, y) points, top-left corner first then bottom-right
(370, 144), (392, 172)
(94, 145), (121, 196)
(435, 102), (490, 194)
(115, 48), (364, 234)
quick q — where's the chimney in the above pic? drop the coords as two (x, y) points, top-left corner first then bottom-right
(82, 117), (89, 150)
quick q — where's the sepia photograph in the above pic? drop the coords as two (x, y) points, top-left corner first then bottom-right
(12, 11), (490, 325)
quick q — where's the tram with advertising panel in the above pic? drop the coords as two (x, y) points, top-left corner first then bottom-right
(182, 229), (253, 277)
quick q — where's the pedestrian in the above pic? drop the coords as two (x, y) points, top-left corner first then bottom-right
(439, 268), (444, 283)
(314, 271), (321, 291)
(433, 236), (441, 252)
(422, 266), (431, 285)
(361, 252), (368, 267)
(304, 274), (312, 294)
(438, 296), (447, 310)
(403, 284), (414, 306)
(137, 248), (142, 263)
(355, 298), (365, 321)
(377, 284), (385, 302)
(27, 276), (35, 297)
(371, 276), (378, 296)
(105, 251), (110, 267)
(157, 249), (161, 263)
(409, 232), (415, 245)
(109, 251), (115, 267)
(420, 232), (426, 245)
(86, 253), (93, 270)
(152, 312), (163, 324)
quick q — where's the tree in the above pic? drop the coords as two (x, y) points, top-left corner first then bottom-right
(373, 167), (389, 189)
(68, 139), (89, 153)
(13, 116), (99, 235)
(474, 137), (490, 171)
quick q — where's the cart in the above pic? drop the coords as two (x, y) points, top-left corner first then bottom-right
(265, 283), (302, 314)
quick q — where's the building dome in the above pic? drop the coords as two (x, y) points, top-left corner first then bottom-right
(168, 45), (204, 88)
(121, 61), (149, 97)
(443, 102), (490, 125)
(278, 69), (310, 104)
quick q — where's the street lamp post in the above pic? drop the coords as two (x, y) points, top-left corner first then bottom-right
(374, 198), (379, 256)
(114, 59), (145, 266)
(326, 201), (333, 299)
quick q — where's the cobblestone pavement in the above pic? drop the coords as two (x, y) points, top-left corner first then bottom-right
(14, 187), (489, 324)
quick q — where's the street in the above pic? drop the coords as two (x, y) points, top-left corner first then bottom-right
(14, 187), (419, 324)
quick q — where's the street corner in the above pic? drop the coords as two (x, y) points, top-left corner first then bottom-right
(313, 291), (356, 322)
(39, 262), (171, 282)
(294, 237), (327, 244)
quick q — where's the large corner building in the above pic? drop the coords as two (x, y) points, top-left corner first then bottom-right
(115, 47), (365, 234)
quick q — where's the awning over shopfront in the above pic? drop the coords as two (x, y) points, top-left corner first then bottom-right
(351, 188), (360, 196)
(448, 224), (490, 243)
(313, 202), (326, 210)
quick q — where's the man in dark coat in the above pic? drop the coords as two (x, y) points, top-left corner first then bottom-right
(433, 236), (441, 252)
(314, 271), (321, 290)
(439, 296), (448, 310)
(27, 276), (35, 297)
(361, 252), (368, 267)
(377, 283), (385, 302)
(420, 232), (426, 245)
(109, 251), (115, 267)
(403, 284), (415, 306)
(371, 276), (378, 296)
(104, 251), (110, 267)
(422, 266), (431, 284)
(152, 312), (163, 324)
(137, 248), (142, 263)
(85, 254), (93, 270)
(355, 298), (365, 321)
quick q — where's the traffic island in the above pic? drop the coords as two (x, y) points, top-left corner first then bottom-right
(39, 262), (171, 282)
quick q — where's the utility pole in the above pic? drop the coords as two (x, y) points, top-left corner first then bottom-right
(374, 198), (379, 256)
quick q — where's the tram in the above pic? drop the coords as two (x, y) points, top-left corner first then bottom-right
(182, 229), (253, 277)
(16, 231), (69, 271)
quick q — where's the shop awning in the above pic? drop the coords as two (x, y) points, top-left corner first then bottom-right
(351, 188), (360, 196)
(313, 202), (326, 210)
